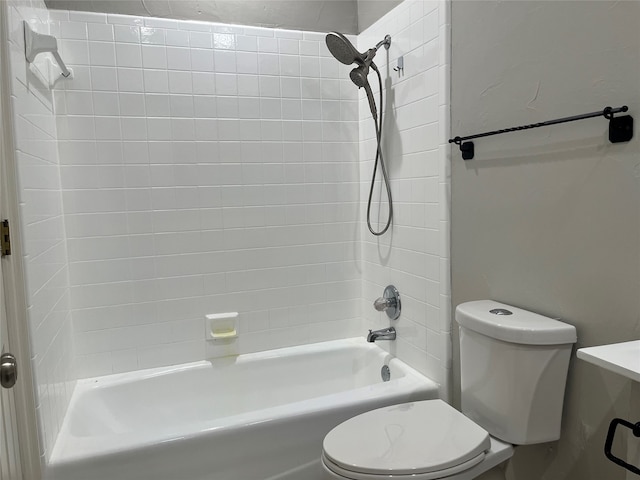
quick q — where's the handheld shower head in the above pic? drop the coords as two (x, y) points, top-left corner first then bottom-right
(350, 63), (377, 118)
(325, 32), (364, 66)
(349, 64), (369, 88)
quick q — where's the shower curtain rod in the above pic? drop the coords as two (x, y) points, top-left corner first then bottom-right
(449, 105), (633, 160)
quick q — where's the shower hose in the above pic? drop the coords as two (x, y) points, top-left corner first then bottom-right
(366, 65), (393, 236)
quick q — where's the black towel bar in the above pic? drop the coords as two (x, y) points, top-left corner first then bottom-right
(449, 105), (633, 160)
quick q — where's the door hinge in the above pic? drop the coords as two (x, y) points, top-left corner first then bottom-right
(1, 220), (11, 256)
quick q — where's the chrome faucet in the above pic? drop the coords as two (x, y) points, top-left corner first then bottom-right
(367, 327), (396, 343)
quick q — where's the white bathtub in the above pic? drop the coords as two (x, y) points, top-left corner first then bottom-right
(46, 338), (439, 480)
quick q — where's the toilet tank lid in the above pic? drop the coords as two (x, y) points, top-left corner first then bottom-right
(456, 300), (577, 345)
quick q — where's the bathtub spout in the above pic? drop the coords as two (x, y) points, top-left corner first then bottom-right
(367, 327), (396, 342)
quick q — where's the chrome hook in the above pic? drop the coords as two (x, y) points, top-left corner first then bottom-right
(393, 56), (404, 74)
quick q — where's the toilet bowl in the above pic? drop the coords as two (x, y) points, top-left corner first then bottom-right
(321, 300), (577, 480)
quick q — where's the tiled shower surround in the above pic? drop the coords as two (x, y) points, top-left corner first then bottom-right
(9, 0), (450, 461)
(52, 11), (364, 377)
(6, 0), (76, 459)
(359, 1), (451, 391)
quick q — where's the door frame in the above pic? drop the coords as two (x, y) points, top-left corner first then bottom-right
(0, 2), (44, 478)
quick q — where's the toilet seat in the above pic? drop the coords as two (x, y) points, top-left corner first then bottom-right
(322, 451), (487, 480)
(322, 400), (491, 479)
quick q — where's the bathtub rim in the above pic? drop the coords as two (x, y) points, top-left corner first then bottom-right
(72, 337), (405, 390)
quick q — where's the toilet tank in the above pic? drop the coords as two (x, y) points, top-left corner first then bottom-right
(456, 300), (576, 445)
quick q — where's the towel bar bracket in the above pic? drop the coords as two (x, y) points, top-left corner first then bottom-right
(609, 114), (634, 144)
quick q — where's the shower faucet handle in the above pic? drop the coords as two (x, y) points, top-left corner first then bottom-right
(372, 285), (401, 320)
(374, 297), (393, 311)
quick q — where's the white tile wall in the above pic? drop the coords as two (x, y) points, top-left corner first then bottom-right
(358, 0), (451, 396)
(5, 0), (76, 461)
(51, 11), (363, 377)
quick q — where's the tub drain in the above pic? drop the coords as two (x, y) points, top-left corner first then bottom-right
(381, 365), (390, 382)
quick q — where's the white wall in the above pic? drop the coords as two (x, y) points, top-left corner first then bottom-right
(451, 1), (640, 479)
(51, 11), (363, 378)
(5, 0), (75, 461)
(46, 0), (360, 35)
(358, 0), (451, 394)
(357, 0), (402, 32)
(49, 2), (454, 386)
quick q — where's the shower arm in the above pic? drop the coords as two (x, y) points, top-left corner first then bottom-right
(375, 35), (392, 51)
(356, 35), (391, 66)
(361, 35), (391, 66)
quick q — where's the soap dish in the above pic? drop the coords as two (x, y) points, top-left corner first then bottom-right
(206, 312), (238, 341)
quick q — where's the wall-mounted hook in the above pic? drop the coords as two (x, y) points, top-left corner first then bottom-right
(393, 56), (404, 75)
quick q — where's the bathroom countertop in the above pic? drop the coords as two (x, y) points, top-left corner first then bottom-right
(577, 340), (640, 383)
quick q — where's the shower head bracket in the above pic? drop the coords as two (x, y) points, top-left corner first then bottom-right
(377, 34), (391, 51)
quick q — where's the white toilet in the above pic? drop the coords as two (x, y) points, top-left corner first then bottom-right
(321, 300), (577, 480)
